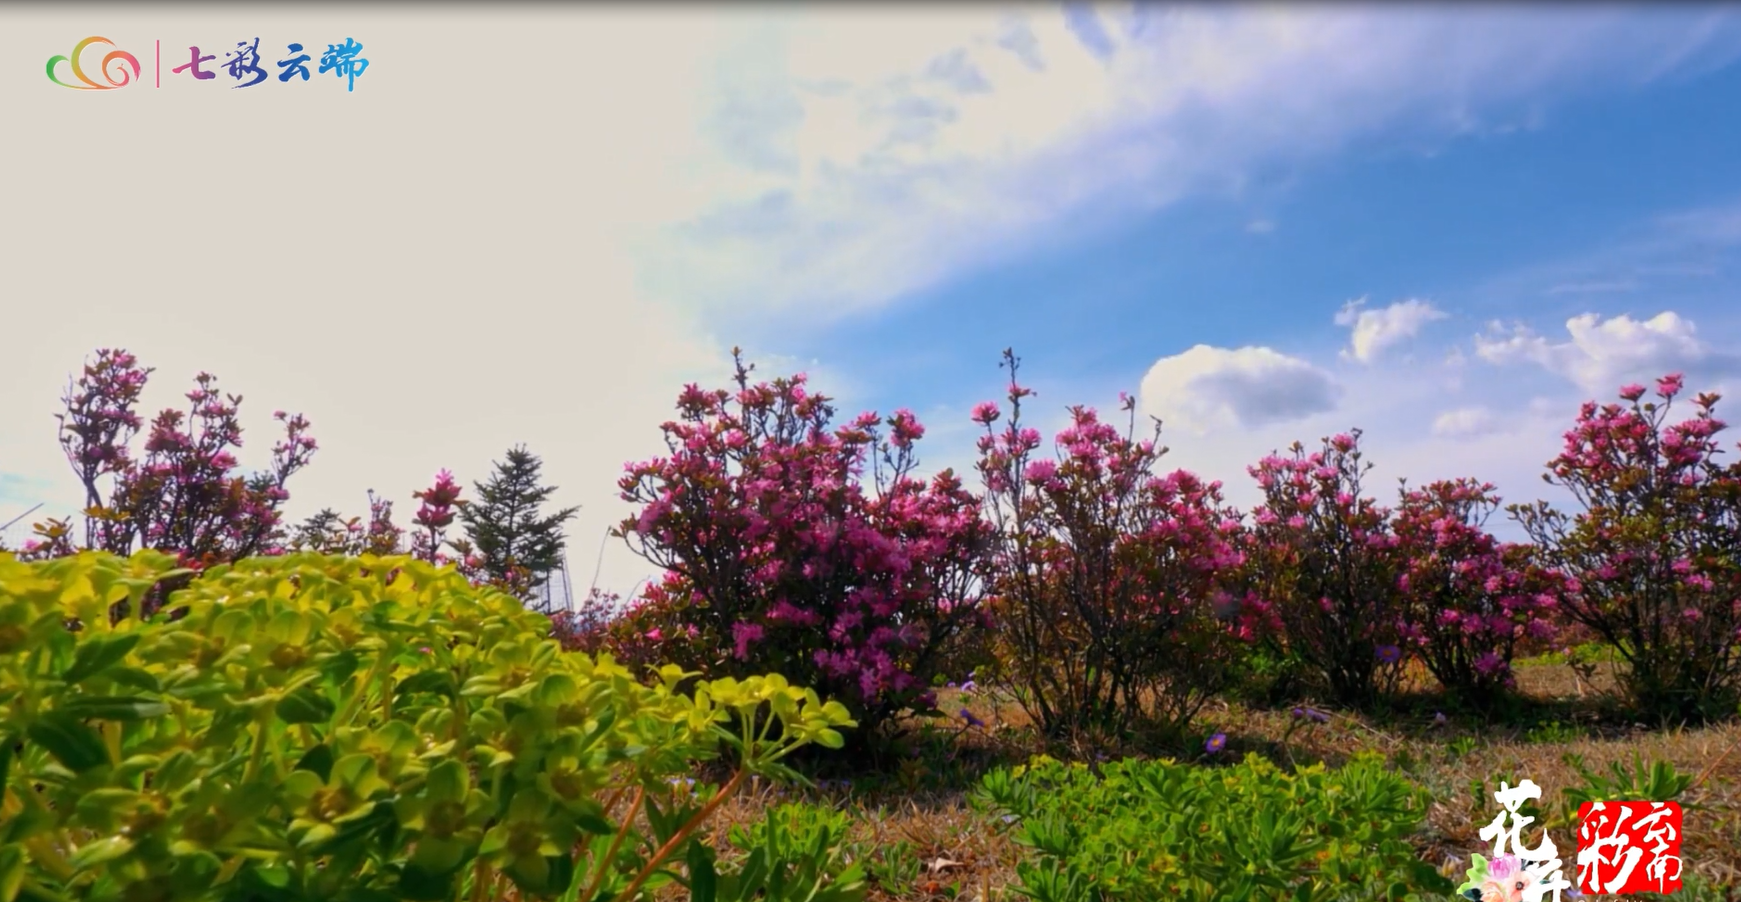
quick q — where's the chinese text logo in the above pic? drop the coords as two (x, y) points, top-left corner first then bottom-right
(1458, 779), (1573, 901)
(1576, 801), (1683, 895)
(47, 36), (370, 92)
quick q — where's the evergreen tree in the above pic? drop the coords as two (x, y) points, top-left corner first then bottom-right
(459, 445), (579, 596)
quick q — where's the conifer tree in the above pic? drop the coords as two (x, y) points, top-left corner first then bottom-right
(459, 445), (579, 596)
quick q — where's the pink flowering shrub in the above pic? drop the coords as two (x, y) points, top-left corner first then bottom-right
(1391, 478), (1567, 709)
(553, 580), (718, 676)
(53, 349), (316, 569)
(615, 351), (990, 738)
(1512, 374), (1741, 721)
(17, 349), (318, 618)
(973, 350), (1251, 741)
(550, 587), (630, 652)
(289, 474), (495, 586)
(409, 468), (467, 564)
(1243, 430), (1407, 708)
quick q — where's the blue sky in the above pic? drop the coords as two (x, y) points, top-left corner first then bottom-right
(7, 4), (1741, 580)
(658, 4), (1741, 538)
(752, 50), (1741, 416)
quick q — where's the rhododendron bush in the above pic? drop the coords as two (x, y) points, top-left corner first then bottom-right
(614, 351), (990, 738)
(51, 349), (317, 568)
(1512, 374), (1741, 721)
(1243, 430), (1407, 708)
(973, 350), (1250, 741)
(1391, 478), (1566, 709)
(9, 349), (319, 618)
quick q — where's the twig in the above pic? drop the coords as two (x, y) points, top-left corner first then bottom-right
(1335, 712), (1401, 748)
(1686, 729), (1741, 796)
(0, 503), (43, 534)
(581, 786), (646, 902)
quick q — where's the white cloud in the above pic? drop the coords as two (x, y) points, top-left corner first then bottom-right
(1138, 345), (1341, 435)
(1431, 406), (1500, 439)
(1472, 311), (1718, 392)
(645, 5), (1741, 316)
(1336, 298), (1449, 363)
(1246, 218), (1276, 234)
(1119, 343), (1574, 540)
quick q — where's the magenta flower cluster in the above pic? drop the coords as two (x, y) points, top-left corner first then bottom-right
(41, 350), (315, 582)
(1391, 477), (1567, 707)
(1242, 429), (1412, 706)
(612, 350), (990, 735)
(1514, 373), (1741, 719)
(971, 350), (1252, 738)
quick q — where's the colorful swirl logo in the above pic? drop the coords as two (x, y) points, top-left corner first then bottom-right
(46, 36), (141, 90)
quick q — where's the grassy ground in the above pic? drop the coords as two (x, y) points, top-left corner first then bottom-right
(668, 659), (1741, 900)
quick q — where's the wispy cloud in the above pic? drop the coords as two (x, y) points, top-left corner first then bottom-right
(1453, 194), (1741, 323)
(644, 5), (1741, 317)
(1545, 279), (1640, 295)
(1431, 406), (1500, 439)
(1245, 218), (1276, 234)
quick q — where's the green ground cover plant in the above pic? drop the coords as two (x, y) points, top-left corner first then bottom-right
(973, 752), (1453, 901)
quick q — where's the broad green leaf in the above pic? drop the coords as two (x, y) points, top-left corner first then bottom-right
(26, 712), (108, 772)
(67, 835), (134, 871)
(277, 688), (336, 725)
(60, 633), (141, 685)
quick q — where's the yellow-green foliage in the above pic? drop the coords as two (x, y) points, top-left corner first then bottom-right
(0, 551), (854, 902)
(974, 752), (1456, 901)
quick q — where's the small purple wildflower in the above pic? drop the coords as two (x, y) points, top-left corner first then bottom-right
(960, 707), (986, 729)
(1376, 644), (1402, 664)
(1432, 711), (1448, 728)
(1205, 732), (1227, 754)
(1291, 706), (1330, 724)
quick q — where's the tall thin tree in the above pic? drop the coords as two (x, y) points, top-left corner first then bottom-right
(459, 445), (579, 598)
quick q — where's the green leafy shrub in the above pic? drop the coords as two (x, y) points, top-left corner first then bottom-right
(1550, 752), (1695, 832)
(0, 550), (854, 902)
(686, 801), (866, 902)
(973, 752), (1454, 901)
(843, 837), (921, 899)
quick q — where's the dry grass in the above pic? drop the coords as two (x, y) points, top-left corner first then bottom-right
(651, 659), (1741, 901)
